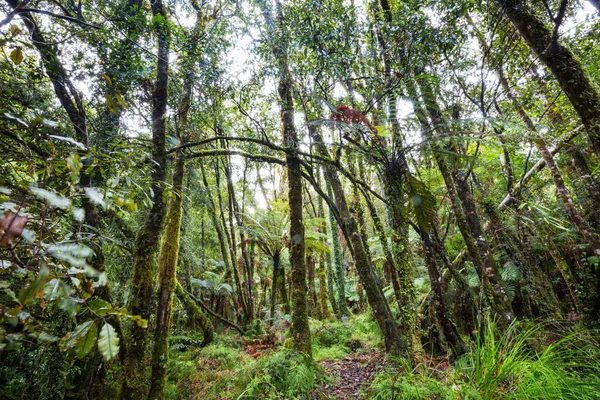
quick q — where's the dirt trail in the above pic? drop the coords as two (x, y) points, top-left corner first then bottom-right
(315, 352), (382, 399)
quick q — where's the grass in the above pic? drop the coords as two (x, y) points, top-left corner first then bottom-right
(366, 318), (600, 399)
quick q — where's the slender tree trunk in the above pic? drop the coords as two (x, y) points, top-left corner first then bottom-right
(381, 160), (421, 356)
(121, 1), (170, 397)
(326, 178), (350, 318)
(222, 153), (254, 322)
(307, 255), (320, 319)
(174, 280), (213, 345)
(420, 231), (466, 359)
(200, 164), (234, 287)
(498, 0), (600, 157)
(318, 254), (331, 320)
(317, 167), (339, 317)
(214, 161), (248, 319)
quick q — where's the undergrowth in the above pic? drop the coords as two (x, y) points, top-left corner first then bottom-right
(366, 318), (600, 399)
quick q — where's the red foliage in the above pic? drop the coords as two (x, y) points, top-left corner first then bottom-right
(333, 104), (377, 134)
(333, 104), (386, 147)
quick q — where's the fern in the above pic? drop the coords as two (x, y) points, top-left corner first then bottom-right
(406, 175), (436, 234)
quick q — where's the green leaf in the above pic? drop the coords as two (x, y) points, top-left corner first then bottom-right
(76, 321), (98, 358)
(30, 186), (71, 209)
(88, 298), (112, 316)
(60, 320), (98, 359)
(10, 48), (23, 65)
(48, 243), (93, 267)
(97, 323), (119, 361)
(18, 266), (50, 305)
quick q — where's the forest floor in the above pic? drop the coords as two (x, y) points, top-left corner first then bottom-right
(314, 352), (383, 399)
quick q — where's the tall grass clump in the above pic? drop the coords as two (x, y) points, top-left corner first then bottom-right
(456, 318), (600, 399)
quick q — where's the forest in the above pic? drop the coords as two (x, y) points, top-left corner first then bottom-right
(1, 0), (600, 398)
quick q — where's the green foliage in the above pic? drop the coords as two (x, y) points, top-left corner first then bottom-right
(367, 359), (462, 400)
(311, 315), (381, 361)
(241, 350), (319, 399)
(456, 318), (600, 399)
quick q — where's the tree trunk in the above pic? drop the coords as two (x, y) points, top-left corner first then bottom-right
(317, 167), (340, 318)
(148, 151), (184, 400)
(420, 231), (466, 359)
(121, 1), (169, 396)
(307, 255), (320, 319)
(318, 254), (331, 320)
(174, 280), (214, 346)
(262, 0), (312, 356)
(498, 0), (600, 157)
(326, 178), (350, 318)
(381, 161), (420, 356)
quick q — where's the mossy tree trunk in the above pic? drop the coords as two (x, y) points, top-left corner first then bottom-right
(270, 251), (290, 321)
(119, 0), (169, 397)
(307, 125), (408, 357)
(318, 254), (331, 320)
(307, 255), (320, 319)
(498, 0), (600, 157)
(259, 0), (312, 356)
(419, 231), (467, 359)
(148, 151), (184, 400)
(317, 167), (339, 318)
(174, 280), (214, 345)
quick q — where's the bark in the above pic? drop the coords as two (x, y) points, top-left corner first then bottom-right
(498, 0), (600, 157)
(317, 168), (339, 317)
(148, 151), (184, 400)
(361, 186), (404, 313)
(261, 1), (312, 359)
(222, 154), (254, 321)
(214, 162), (248, 319)
(318, 254), (331, 320)
(270, 251), (289, 321)
(121, 1), (169, 397)
(199, 163), (234, 288)
(382, 161), (420, 354)
(260, 0), (312, 356)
